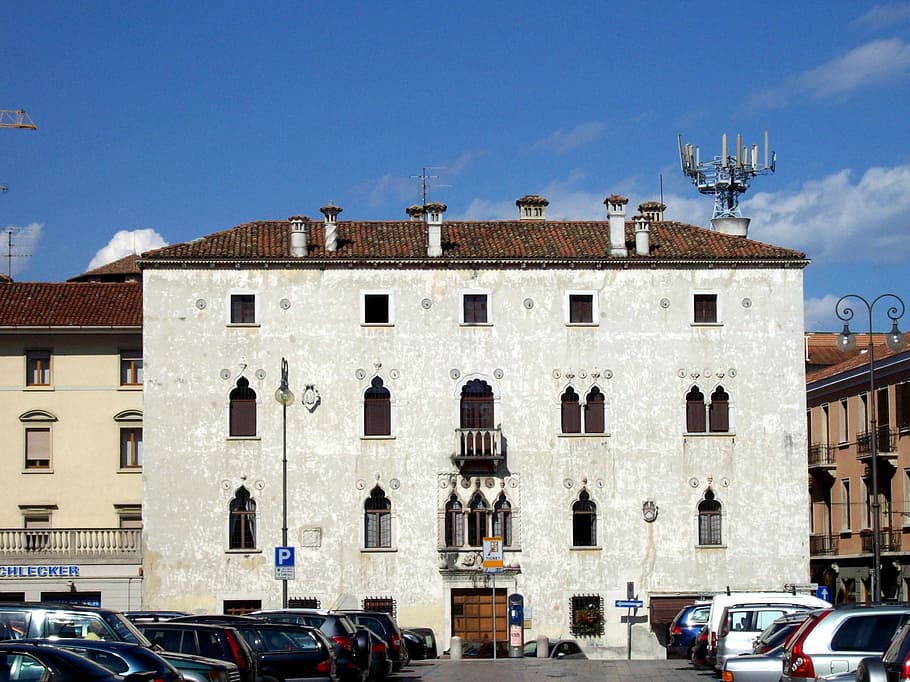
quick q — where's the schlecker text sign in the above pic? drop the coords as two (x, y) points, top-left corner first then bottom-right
(0, 565), (80, 578)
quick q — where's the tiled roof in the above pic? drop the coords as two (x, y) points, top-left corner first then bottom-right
(0, 281), (142, 327)
(140, 219), (807, 265)
(68, 254), (141, 282)
(807, 335), (910, 384)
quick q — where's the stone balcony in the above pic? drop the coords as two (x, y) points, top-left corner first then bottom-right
(0, 528), (141, 564)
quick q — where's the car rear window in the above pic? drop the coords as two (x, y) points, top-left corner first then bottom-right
(831, 614), (907, 652)
(197, 630), (224, 659)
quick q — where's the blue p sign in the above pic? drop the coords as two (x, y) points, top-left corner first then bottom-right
(275, 546), (295, 567)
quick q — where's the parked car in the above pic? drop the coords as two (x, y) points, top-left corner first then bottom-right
(401, 627), (438, 659)
(251, 609), (366, 682)
(229, 621), (337, 682)
(716, 603), (814, 670)
(352, 625), (391, 681)
(880, 617), (910, 681)
(668, 601), (711, 659)
(461, 640), (510, 658)
(137, 620), (259, 682)
(123, 611), (190, 624)
(0, 602), (153, 646)
(752, 612), (810, 654)
(158, 651), (242, 682)
(781, 603), (910, 681)
(522, 639), (587, 659)
(0, 641), (149, 681)
(334, 611), (406, 672)
(25, 637), (183, 681)
(691, 624), (710, 669)
(721, 645), (787, 682)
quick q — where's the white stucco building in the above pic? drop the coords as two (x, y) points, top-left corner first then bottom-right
(140, 195), (810, 658)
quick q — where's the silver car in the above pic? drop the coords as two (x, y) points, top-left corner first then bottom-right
(721, 645), (786, 682)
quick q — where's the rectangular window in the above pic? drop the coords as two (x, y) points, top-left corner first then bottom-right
(693, 293), (718, 324)
(26, 351), (51, 387)
(841, 479), (852, 532)
(120, 428), (143, 468)
(822, 404), (830, 446)
(120, 351), (143, 386)
(838, 399), (849, 444)
(365, 510), (391, 548)
(362, 292), (392, 325)
(25, 428), (51, 469)
(898, 382), (910, 432)
(24, 513), (51, 551)
(462, 293), (489, 325)
(570, 595), (604, 638)
(230, 294), (256, 324)
(567, 293), (595, 324)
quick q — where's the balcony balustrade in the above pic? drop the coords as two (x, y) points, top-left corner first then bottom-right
(860, 528), (902, 553)
(454, 427), (504, 472)
(807, 443), (837, 469)
(856, 427), (897, 459)
(0, 528), (141, 563)
(809, 533), (838, 555)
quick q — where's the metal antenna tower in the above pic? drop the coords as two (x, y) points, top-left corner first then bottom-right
(678, 131), (776, 220)
(2, 228), (31, 277)
(410, 167), (449, 207)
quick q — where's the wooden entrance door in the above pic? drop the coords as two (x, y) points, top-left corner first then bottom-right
(451, 588), (507, 641)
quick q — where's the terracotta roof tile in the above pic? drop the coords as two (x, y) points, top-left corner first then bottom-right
(807, 335), (909, 383)
(140, 218), (806, 264)
(0, 281), (142, 327)
(68, 254), (141, 282)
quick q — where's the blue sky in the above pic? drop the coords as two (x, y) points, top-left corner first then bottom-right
(2, 1), (909, 331)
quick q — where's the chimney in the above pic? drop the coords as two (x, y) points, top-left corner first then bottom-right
(605, 195), (629, 257)
(406, 205), (424, 221)
(288, 215), (309, 257)
(634, 215), (651, 256)
(425, 202), (446, 257)
(320, 202), (342, 252)
(638, 201), (666, 223)
(516, 194), (549, 221)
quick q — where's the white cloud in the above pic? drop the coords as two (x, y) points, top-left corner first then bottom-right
(854, 3), (910, 30)
(88, 228), (167, 271)
(1, 222), (43, 278)
(749, 39), (910, 108)
(743, 163), (910, 263)
(531, 122), (607, 154)
(804, 294), (841, 332)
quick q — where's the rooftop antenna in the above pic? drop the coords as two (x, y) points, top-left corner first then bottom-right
(410, 167), (449, 208)
(2, 228), (31, 278)
(678, 130), (776, 222)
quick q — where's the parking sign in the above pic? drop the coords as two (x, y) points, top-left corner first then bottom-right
(275, 546), (295, 580)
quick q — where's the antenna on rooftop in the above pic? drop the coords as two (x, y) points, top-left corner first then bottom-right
(411, 167), (449, 207)
(678, 130), (776, 222)
(2, 228), (31, 278)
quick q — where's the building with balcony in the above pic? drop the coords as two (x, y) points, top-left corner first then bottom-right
(807, 334), (910, 601)
(0, 266), (143, 609)
(139, 195), (810, 658)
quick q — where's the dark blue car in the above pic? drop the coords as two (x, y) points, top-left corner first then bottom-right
(667, 602), (711, 658)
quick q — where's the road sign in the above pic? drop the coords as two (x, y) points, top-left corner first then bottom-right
(275, 546), (295, 581)
(482, 537), (503, 573)
(615, 599), (643, 608)
(816, 585), (832, 603)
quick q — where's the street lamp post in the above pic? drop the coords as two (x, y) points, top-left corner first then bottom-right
(274, 357), (294, 609)
(836, 294), (906, 601)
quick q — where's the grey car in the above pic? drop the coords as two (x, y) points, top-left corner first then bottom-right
(721, 645), (786, 682)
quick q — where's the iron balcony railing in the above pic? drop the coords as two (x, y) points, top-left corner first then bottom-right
(808, 443), (837, 468)
(454, 427), (504, 470)
(0, 528), (141, 563)
(856, 427), (897, 457)
(809, 533), (838, 555)
(861, 528), (902, 553)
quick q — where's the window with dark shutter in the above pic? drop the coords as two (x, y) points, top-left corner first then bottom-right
(230, 294), (256, 324)
(569, 294), (594, 324)
(698, 490), (722, 545)
(572, 490), (596, 547)
(709, 386), (730, 432)
(467, 493), (489, 547)
(229, 377), (257, 437)
(898, 382), (910, 432)
(694, 294), (717, 323)
(463, 294), (488, 324)
(364, 294), (390, 324)
(561, 387), (581, 434)
(364, 486), (391, 548)
(364, 377), (391, 436)
(445, 494), (463, 547)
(686, 387), (706, 433)
(584, 387), (605, 433)
(229, 486), (256, 550)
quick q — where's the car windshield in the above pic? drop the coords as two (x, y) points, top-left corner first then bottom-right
(100, 612), (153, 647)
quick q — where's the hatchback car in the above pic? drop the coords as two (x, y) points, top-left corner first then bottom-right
(334, 611), (406, 672)
(716, 603), (813, 670)
(0, 641), (146, 681)
(26, 637), (183, 681)
(668, 601), (711, 658)
(0, 602), (152, 646)
(781, 603), (910, 681)
(522, 638), (587, 659)
(230, 621), (336, 682)
(880, 617), (910, 681)
(752, 612), (810, 654)
(138, 620), (259, 682)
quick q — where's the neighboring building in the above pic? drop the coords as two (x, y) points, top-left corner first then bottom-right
(807, 335), (910, 601)
(139, 195), (810, 658)
(0, 277), (144, 609)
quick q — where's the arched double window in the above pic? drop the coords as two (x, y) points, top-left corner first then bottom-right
(364, 486), (391, 548)
(229, 377), (257, 437)
(686, 385), (730, 433)
(698, 489), (722, 545)
(572, 490), (597, 547)
(364, 377), (391, 436)
(229, 486), (256, 550)
(561, 386), (605, 434)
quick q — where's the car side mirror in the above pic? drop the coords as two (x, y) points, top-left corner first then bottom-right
(856, 656), (887, 682)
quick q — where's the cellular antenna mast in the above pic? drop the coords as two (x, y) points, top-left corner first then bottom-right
(678, 130), (776, 222)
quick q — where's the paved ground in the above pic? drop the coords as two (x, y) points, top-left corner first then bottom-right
(396, 658), (715, 681)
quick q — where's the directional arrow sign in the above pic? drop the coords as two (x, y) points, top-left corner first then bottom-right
(615, 599), (643, 608)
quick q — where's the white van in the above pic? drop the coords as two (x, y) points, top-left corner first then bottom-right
(703, 591), (830, 670)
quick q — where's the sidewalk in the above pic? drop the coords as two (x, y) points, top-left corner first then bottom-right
(406, 658), (706, 681)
